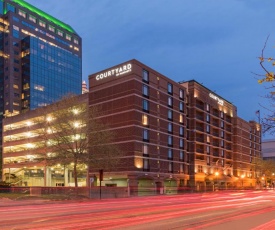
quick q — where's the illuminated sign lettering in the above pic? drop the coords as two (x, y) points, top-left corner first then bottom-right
(209, 93), (224, 106)
(96, 63), (132, 81)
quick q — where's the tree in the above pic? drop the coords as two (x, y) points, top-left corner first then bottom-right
(252, 158), (275, 185)
(36, 94), (121, 187)
(256, 35), (275, 134)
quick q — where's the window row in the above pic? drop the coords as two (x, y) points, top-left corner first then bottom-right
(15, 11), (79, 44)
(142, 70), (185, 100)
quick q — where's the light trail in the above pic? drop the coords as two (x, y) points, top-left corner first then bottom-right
(1, 190), (275, 229)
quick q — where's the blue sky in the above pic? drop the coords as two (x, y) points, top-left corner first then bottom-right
(27, 0), (275, 136)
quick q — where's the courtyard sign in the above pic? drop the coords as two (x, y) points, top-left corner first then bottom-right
(96, 63), (132, 81)
(209, 93), (224, 106)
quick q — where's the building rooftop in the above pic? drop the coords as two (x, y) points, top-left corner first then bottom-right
(12, 0), (76, 34)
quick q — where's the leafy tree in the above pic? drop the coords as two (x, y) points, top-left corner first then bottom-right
(36, 94), (121, 187)
(252, 158), (275, 184)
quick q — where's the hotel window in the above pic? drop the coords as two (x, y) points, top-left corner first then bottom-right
(206, 114), (210, 123)
(143, 69), (149, 83)
(143, 144), (148, 155)
(221, 140), (224, 147)
(168, 149), (173, 159)
(222, 159), (224, 167)
(221, 150), (224, 157)
(168, 109), (173, 120)
(142, 99), (149, 112)
(179, 139), (184, 149)
(29, 15), (36, 23)
(142, 114), (148, 126)
(168, 83), (173, 94)
(18, 10), (26, 18)
(220, 111), (224, 118)
(49, 25), (55, 32)
(180, 164), (184, 173)
(198, 165), (203, 173)
(221, 130), (224, 138)
(74, 38), (79, 44)
(57, 30), (63, 37)
(143, 158), (149, 170)
(180, 151), (184, 161)
(179, 89), (184, 99)
(207, 146), (210, 154)
(206, 104), (210, 112)
(206, 125), (210, 133)
(221, 121), (224, 128)
(179, 114), (183, 123)
(179, 126), (184, 137)
(66, 34), (71, 41)
(143, 129), (149, 141)
(168, 97), (173, 107)
(168, 123), (173, 133)
(168, 135), (173, 146)
(207, 156), (210, 165)
(142, 84), (149, 97)
(179, 101), (184, 112)
(207, 136), (210, 143)
(168, 162), (173, 173)
(39, 20), (46, 28)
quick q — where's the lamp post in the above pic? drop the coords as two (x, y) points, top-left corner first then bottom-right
(214, 171), (219, 191)
(272, 173), (275, 190)
(261, 176), (265, 189)
(241, 174), (245, 189)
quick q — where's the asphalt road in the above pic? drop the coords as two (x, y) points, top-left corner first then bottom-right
(0, 190), (275, 230)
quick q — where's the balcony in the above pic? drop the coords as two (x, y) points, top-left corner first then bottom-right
(213, 111), (219, 117)
(196, 104), (204, 110)
(196, 148), (204, 153)
(196, 137), (204, 143)
(226, 116), (232, 123)
(226, 127), (231, 132)
(212, 122), (219, 127)
(213, 132), (219, 137)
(213, 152), (219, 157)
(226, 154), (232, 159)
(196, 126), (204, 132)
(226, 145), (232, 150)
(196, 114), (204, 121)
(213, 142), (219, 147)
(195, 155), (204, 161)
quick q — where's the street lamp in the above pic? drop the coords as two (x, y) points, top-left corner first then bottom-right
(214, 172), (219, 191)
(241, 174), (245, 189)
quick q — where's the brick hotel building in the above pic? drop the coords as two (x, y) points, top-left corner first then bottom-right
(88, 59), (261, 193)
(2, 59), (261, 193)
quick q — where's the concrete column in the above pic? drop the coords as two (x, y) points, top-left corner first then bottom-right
(45, 167), (52, 186)
(69, 171), (73, 185)
(64, 168), (69, 186)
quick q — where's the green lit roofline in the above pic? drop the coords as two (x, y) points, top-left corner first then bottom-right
(12, 0), (76, 34)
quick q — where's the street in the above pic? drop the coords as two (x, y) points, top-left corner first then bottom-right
(1, 190), (275, 229)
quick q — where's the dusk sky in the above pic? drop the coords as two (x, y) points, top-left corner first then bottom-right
(27, 0), (275, 138)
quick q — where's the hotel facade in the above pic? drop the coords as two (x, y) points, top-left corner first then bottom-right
(88, 59), (261, 193)
(2, 59), (262, 193)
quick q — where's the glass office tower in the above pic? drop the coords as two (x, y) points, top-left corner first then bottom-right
(0, 0), (82, 116)
(0, 0), (82, 173)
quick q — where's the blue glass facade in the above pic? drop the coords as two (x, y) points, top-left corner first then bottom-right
(22, 36), (81, 109)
